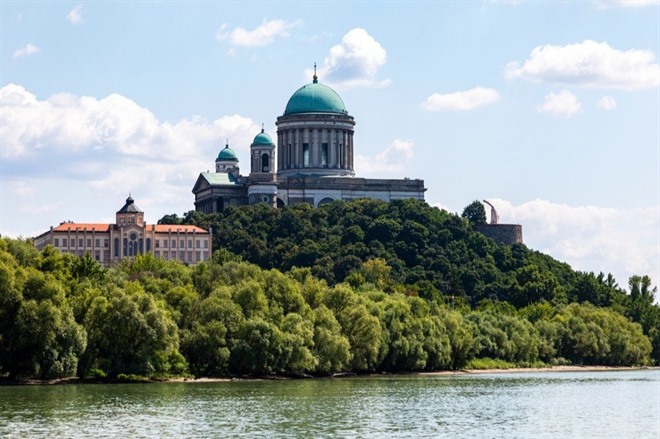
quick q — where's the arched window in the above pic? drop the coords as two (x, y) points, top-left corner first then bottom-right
(303, 143), (309, 167)
(261, 153), (270, 172)
(321, 143), (328, 167)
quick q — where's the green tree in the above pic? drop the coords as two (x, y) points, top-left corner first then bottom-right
(461, 200), (487, 226)
(311, 305), (351, 374)
(81, 283), (183, 378)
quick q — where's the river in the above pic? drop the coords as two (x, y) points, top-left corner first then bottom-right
(1, 370), (658, 438)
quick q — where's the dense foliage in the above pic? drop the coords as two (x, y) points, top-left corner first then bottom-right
(1, 199), (658, 380)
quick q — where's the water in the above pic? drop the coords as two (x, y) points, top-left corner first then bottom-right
(0, 370), (658, 438)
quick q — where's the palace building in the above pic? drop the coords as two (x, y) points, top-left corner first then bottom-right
(192, 72), (426, 212)
(33, 196), (212, 266)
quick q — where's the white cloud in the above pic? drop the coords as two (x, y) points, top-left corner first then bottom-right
(9, 181), (36, 198)
(0, 84), (261, 234)
(19, 201), (65, 215)
(536, 90), (582, 117)
(0, 84), (258, 160)
(309, 28), (391, 90)
(13, 43), (41, 58)
(596, 0), (659, 7)
(66, 4), (85, 25)
(438, 198), (659, 289)
(506, 40), (660, 90)
(355, 138), (414, 175)
(215, 18), (300, 47)
(500, 199), (659, 288)
(421, 87), (500, 111)
(598, 95), (617, 110)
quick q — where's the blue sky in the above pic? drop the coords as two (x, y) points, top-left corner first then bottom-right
(1, 1), (658, 289)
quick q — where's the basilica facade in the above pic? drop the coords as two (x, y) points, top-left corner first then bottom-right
(192, 73), (426, 212)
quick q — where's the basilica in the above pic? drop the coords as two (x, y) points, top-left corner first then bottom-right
(192, 72), (426, 212)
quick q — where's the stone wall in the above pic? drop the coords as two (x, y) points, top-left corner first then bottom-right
(473, 224), (523, 245)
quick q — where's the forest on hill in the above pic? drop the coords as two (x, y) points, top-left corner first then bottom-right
(1, 199), (658, 380)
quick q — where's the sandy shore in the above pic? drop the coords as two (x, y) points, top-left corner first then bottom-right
(418, 365), (658, 376)
(3, 365), (656, 385)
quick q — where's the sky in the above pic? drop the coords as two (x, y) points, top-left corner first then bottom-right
(1, 1), (658, 291)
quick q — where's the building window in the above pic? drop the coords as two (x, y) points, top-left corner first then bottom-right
(196, 251), (201, 262)
(204, 240), (208, 249)
(156, 240), (160, 248)
(180, 239), (185, 248)
(54, 238), (59, 247)
(172, 239), (176, 248)
(146, 238), (151, 252)
(164, 239), (168, 248)
(79, 239), (83, 247)
(114, 238), (119, 257)
(303, 143), (309, 167)
(261, 153), (269, 172)
(104, 239), (108, 248)
(63, 238), (67, 246)
(180, 251), (185, 261)
(196, 240), (200, 249)
(95, 239), (100, 247)
(188, 252), (192, 262)
(188, 239), (192, 248)
(321, 143), (328, 167)
(95, 251), (100, 261)
(87, 239), (92, 247)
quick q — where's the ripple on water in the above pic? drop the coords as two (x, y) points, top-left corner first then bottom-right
(0, 370), (658, 438)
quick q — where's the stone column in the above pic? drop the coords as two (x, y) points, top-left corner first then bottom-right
(348, 133), (354, 170)
(309, 128), (315, 167)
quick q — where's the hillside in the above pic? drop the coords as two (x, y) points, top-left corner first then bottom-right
(166, 199), (638, 309)
(1, 199), (658, 380)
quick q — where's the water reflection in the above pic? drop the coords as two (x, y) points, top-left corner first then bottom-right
(1, 370), (658, 438)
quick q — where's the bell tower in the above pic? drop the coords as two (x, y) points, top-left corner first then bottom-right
(248, 126), (277, 207)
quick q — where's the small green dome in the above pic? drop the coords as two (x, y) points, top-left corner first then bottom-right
(284, 80), (347, 115)
(253, 130), (274, 146)
(217, 145), (238, 161)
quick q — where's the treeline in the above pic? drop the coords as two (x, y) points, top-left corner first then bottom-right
(168, 199), (658, 341)
(167, 199), (636, 309)
(0, 232), (657, 381)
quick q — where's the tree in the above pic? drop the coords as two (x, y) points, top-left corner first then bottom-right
(81, 284), (183, 378)
(461, 200), (487, 226)
(158, 213), (183, 225)
(312, 305), (351, 374)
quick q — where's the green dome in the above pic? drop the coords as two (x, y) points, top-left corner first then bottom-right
(253, 130), (274, 146)
(217, 145), (238, 161)
(284, 80), (347, 115)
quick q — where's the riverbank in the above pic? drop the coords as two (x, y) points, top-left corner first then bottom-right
(418, 365), (657, 376)
(3, 365), (656, 385)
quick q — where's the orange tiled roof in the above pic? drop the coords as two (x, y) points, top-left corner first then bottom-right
(53, 223), (111, 232)
(149, 224), (209, 234)
(50, 223), (209, 234)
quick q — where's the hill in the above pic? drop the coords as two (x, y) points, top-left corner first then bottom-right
(0, 199), (657, 380)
